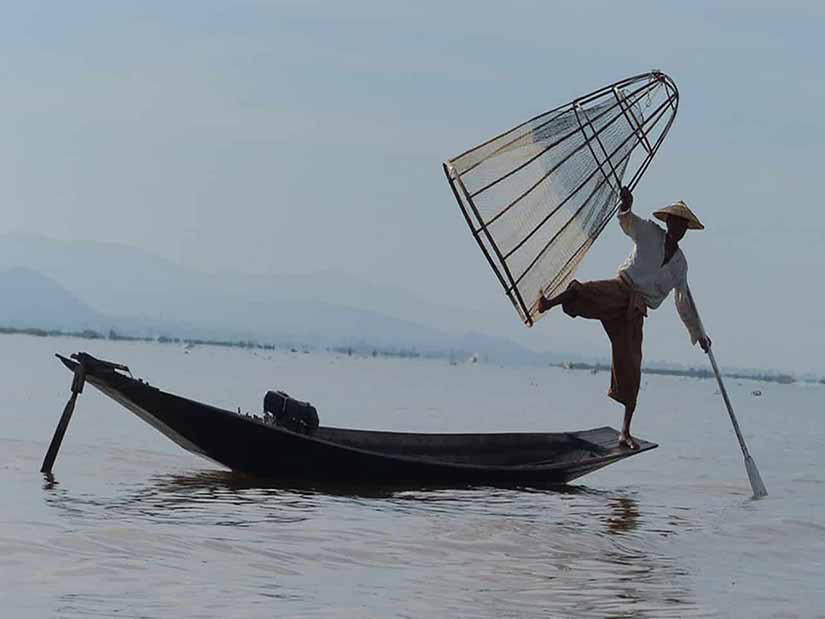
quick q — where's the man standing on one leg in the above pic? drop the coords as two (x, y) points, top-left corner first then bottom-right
(537, 187), (711, 449)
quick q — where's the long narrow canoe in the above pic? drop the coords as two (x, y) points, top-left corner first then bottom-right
(55, 352), (656, 484)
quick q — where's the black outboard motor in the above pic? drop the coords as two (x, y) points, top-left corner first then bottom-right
(263, 390), (319, 435)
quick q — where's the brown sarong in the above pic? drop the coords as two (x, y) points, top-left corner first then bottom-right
(562, 277), (647, 409)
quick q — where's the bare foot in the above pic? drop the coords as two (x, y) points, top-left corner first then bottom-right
(618, 432), (639, 450)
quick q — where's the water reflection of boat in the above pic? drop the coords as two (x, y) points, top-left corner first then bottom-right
(53, 352), (656, 484)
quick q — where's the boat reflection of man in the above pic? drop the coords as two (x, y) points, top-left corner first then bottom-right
(537, 187), (711, 449)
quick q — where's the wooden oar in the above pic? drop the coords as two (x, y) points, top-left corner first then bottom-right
(687, 288), (767, 498)
(704, 347), (768, 497)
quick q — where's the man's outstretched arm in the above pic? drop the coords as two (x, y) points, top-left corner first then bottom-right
(675, 283), (712, 352)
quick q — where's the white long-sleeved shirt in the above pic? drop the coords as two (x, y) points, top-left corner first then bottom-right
(616, 208), (705, 345)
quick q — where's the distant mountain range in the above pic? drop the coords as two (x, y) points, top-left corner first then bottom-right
(0, 234), (571, 365)
(1, 234), (818, 381)
(0, 267), (103, 329)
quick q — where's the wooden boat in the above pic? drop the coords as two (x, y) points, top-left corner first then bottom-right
(48, 352), (656, 484)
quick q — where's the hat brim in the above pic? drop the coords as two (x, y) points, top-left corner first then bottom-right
(653, 211), (704, 230)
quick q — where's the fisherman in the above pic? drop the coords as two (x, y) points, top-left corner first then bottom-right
(537, 187), (710, 449)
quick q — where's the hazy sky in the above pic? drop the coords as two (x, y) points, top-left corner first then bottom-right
(2, 1), (823, 372)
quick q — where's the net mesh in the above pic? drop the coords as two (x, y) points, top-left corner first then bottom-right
(445, 72), (678, 326)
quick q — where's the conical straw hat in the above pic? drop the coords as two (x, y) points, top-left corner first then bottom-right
(653, 201), (704, 230)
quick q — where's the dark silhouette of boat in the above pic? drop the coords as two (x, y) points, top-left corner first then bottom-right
(50, 353), (656, 484)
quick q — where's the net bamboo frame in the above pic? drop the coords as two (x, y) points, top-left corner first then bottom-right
(443, 71), (679, 326)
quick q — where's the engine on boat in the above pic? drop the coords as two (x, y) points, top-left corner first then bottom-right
(263, 390), (319, 435)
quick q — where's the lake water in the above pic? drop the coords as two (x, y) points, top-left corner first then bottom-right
(1, 334), (823, 618)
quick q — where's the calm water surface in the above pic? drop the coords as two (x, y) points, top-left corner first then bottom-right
(1, 335), (823, 617)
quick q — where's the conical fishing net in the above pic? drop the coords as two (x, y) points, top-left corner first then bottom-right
(444, 71), (679, 326)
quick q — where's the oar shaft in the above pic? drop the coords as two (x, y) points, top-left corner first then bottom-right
(687, 286), (766, 497)
(686, 288), (751, 459)
(705, 348), (752, 459)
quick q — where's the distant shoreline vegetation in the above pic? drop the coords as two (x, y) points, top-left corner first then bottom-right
(556, 362), (804, 386)
(0, 325), (471, 363)
(2, 324), (822, 386)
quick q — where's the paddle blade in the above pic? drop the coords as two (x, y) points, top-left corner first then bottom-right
(745, 454), (768, 498)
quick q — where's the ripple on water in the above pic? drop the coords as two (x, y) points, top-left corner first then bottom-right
(24, 469), (713, 618)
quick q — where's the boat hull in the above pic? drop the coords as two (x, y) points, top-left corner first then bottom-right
(57, 354), (656, 485)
